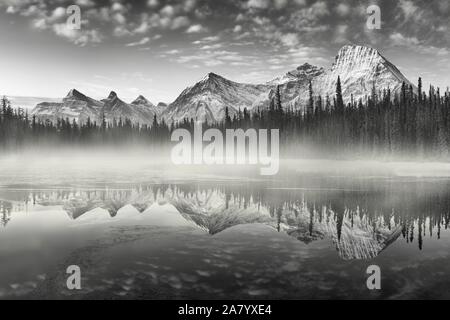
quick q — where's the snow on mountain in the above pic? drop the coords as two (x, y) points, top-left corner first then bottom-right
(164, 45), (414, 123)
(269, 45), (415, 110)
(32, 89), (103, 124)
(32, 90), (157, 125)
(268, 63), (325, 86)
(131, 95), (167, 117)
(29, 45), (414, 125)
(266, 63), (326, 110)
(102, 91), (156, 125)
(162, 72), (270, 124)
(313, 45), (415, 103)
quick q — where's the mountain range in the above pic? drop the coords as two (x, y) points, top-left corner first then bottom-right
(28, 45), (415, 125)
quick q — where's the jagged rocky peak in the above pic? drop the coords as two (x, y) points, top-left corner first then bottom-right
(66, 88), (87, 100)
(131, 95), (151, 105)
(197, 72), (231, 89)
(157, 102), (167, 108)
(290, 63), (325, 79)
(330, 44), (411, 84)
(106, 91), (118, 100)
(202, 72), (222, 81)
(269, 63), (325, 85)
(332, 45), (383, 70)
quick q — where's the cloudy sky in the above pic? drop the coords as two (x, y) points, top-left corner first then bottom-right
(0, 0), (449, 104)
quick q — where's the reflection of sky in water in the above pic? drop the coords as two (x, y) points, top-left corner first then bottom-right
(1, 158), (450, 299)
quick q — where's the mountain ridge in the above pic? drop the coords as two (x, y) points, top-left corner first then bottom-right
(29, 44), (415, 125)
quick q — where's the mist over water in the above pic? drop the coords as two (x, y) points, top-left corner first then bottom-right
(1, 151), (450, 299)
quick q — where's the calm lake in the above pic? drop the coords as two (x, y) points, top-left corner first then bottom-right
(1, 155), (450, 299)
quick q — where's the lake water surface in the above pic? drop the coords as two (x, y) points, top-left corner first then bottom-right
(1, 155), (450, 299)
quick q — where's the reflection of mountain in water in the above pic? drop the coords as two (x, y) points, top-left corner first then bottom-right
(171, 190), (272, 234)
(1, 181), (449, 260)
(279, 202), (402, 260)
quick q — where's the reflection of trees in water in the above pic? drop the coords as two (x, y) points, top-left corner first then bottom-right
(2, 180), (450, 255)
(0, 201), (12, 227)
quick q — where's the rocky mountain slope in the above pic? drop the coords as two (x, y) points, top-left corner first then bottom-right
(30, 45), (414, 125)
(163, 45), (414, 123)
(161, 73), (270, 123)
(32, 90), (160, 125)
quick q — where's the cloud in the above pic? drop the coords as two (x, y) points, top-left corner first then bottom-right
(186, 24), (208, 33)
(174, 49), (256, 69)
(147, 0), (159, 8)
(111, 2), (127, 13)
(171, 16), (190, 29)
(160, 5), (176, 17)
(192, 35), (221, 44)
(134, 18), (150, 34)
(6, 6), (17, 14)
(52, 23), (103, 46)
(183, 0), (197, 12)
(293, 0), (306, 6)
(247, 0), (270, 10)
(398, 0), (421, 21)
(390, 32), (420, 46)
(200, 43), (223, 50)
(126, 37), (151, 47)
(274, 0), (288, 10)
(280, 33), (299, 47)
(233, 25), (242, 33)
(113, 25), (132, 37)
(113, 12), (127, 25)
(50, 7), (66, 21)
(335, 3), (350, 17)
(334, 25), (348, 44)
(75, 0), (95, 7)
(32, 18), (47, 30)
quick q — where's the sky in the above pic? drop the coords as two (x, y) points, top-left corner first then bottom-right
(0, 0), (449, 104)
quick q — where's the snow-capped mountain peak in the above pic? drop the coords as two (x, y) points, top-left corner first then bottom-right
(66, 89), (89, 100)
(31, 44), (415, 125)
(162, 72), (270, 123)
(315, 44), (414, 102)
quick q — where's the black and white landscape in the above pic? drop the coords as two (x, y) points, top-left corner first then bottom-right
(1, 0), (450, 301)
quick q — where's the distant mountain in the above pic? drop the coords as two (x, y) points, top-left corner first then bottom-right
(32, 89), (102, 124)
(32, 90), (158, 125)
(268, 63), (325, 86)
(130, 96), (167, 117)
(313, 45), (414, 103)
(3, 95), (61, 110)
(163, 45), (414, 123)
(102, 91), (156, 125)
(161, 73), (270, 123)
(30, 44), (415, 125)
